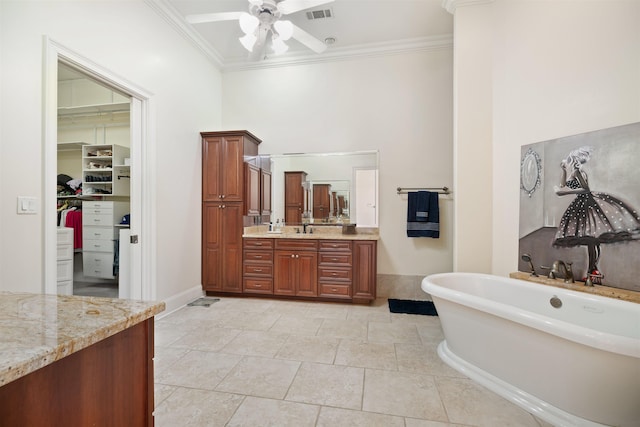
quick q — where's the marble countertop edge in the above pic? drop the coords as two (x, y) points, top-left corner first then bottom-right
(0, 293), (165, 387)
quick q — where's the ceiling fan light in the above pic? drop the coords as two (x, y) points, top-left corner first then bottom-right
(272, 37), (289, 55)
(273, 20), (294, 41)
(239, 33), (257, 52)
(239, 12), (259, 35)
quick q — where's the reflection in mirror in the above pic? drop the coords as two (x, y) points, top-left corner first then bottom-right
(270, 151), (378, 226)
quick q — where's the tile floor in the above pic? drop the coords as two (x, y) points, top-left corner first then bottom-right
(154, 297), (552, 427)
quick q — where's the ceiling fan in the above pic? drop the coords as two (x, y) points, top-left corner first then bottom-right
(186, 0), (335, 60)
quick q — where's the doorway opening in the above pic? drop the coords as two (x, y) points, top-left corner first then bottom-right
(57, 63), (131, 298)
(43, 38), (155, 301)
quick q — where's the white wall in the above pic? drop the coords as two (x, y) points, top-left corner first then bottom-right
(0, 1), (222, 302)
(452, 0), (640, 276)
(222, 51), (454, 276)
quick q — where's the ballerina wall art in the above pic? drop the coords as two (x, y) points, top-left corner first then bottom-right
(518, 122), (640, 292)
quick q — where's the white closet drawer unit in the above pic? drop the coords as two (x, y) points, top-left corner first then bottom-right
(83, 201), (114, 211)
(82, 201), (128, 279)
(57, 260), (73, 282)
(57, 227), (74, 295)
(84, 213), (114, 226)
(57, 243), (74, 260)
(57, 280), (73, 295)
(84, 239), (114, 252)
(84, 226), (114, 241)
(84, 252), (116, 279)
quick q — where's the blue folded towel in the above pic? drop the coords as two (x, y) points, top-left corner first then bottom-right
(407, 191), (440, 238)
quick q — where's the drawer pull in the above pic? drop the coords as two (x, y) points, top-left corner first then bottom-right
(332, 258), (338, 261)
(332, 244), (338, 248)
(254, 255), (262, 259)
(331, 288), (337, 292)
(254, 269), (263, 272)
(255, 243), (263, 246)
(332, 273), (337, 276)
(255, 284), (262, 288)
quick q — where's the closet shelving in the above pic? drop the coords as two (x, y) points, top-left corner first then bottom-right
(82, 144), (130, 197)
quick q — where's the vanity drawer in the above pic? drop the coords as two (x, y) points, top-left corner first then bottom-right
(275, 239), (318, 251)
(243, 264), (273, 277)
(319, 283), (351, 298)
(318, 267), (352, 282)
(319, 240), (352, 252)
(318, 252), (352, 266)
(57, 243), (73, 261)
(244, 250), (274, 263)
(243, 278), (273, 294)
(244, 238), (274, 249)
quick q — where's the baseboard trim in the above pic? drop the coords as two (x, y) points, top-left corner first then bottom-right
(157, 285), (203, 319)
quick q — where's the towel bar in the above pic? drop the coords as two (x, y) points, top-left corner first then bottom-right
(397, 186), (450, 195)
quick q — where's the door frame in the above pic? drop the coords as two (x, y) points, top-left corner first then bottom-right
(43, 37), (157, 300)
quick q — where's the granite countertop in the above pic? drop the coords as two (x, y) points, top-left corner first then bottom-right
(510, 271), (640, 304)
(0, 292), (165, 387)
(243, 225), (380, 241)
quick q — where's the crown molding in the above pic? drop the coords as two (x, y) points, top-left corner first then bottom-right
(442, 0), (495, 14)
(144, 0), (224, 69)
(146, 0), (452, 72)
(222, 35), (453, 72)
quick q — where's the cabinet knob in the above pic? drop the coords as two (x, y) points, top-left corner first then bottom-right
(296, 254), (299, 258)
(222, 205), (226, 209)
(291, 254), (295, 258)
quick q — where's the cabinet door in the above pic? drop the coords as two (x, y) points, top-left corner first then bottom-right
(245, 163), (260, 216)
(353, 240), (377, 302)
(221, 136), (243, 202)
(261, 169), (272, 216)
(203, 203), (222, 291)
(296, 252), (318, 297)
(274, 251), (296, 296)
(202, 137), (222, 201)
(221, 203), (243, 293)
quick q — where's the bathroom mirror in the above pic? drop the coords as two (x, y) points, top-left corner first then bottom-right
(270, 150), (378, 226)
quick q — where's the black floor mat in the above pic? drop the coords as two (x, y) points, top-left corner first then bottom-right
(388, 299), (438, 316)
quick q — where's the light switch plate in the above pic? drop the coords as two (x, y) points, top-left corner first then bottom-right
(17, 196), (38, 214)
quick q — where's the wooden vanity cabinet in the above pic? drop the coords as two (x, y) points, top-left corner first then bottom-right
(284, 171), (307, 224)
(274, 239), (318, 297)
(202, 130), (260, 294)
(318, 240), (353, 299)
(352, 240), (377, 303)
(245, 163), (261, 216)
(243, 238), (274, 294)
(312, 184), (331, 219)
(203, 202), (243, 293)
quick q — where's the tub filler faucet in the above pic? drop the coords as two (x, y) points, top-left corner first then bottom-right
(546, 260), (574, 283)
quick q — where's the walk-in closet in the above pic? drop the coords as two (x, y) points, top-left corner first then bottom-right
(57, 63), (131, 298)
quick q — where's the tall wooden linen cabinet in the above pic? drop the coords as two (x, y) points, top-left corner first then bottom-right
(202, 131), (260, 293)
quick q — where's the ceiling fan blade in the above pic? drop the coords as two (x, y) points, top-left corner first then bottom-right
(291, 23), (327, 53)
(277, 0), (335, 15)
(186, 11), (243, 24)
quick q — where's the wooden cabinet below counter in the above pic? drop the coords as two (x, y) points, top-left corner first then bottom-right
(241, 237), (377, 304)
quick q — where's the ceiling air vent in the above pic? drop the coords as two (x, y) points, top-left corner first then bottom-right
(306, 8), (333, 20)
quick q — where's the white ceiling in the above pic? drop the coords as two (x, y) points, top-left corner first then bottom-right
(159, 0), (453, 70)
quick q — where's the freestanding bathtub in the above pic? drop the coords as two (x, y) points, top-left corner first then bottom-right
(421, 273), (640, 427)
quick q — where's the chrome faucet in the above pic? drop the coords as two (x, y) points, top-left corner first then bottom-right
(548, 260), (574, 283)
